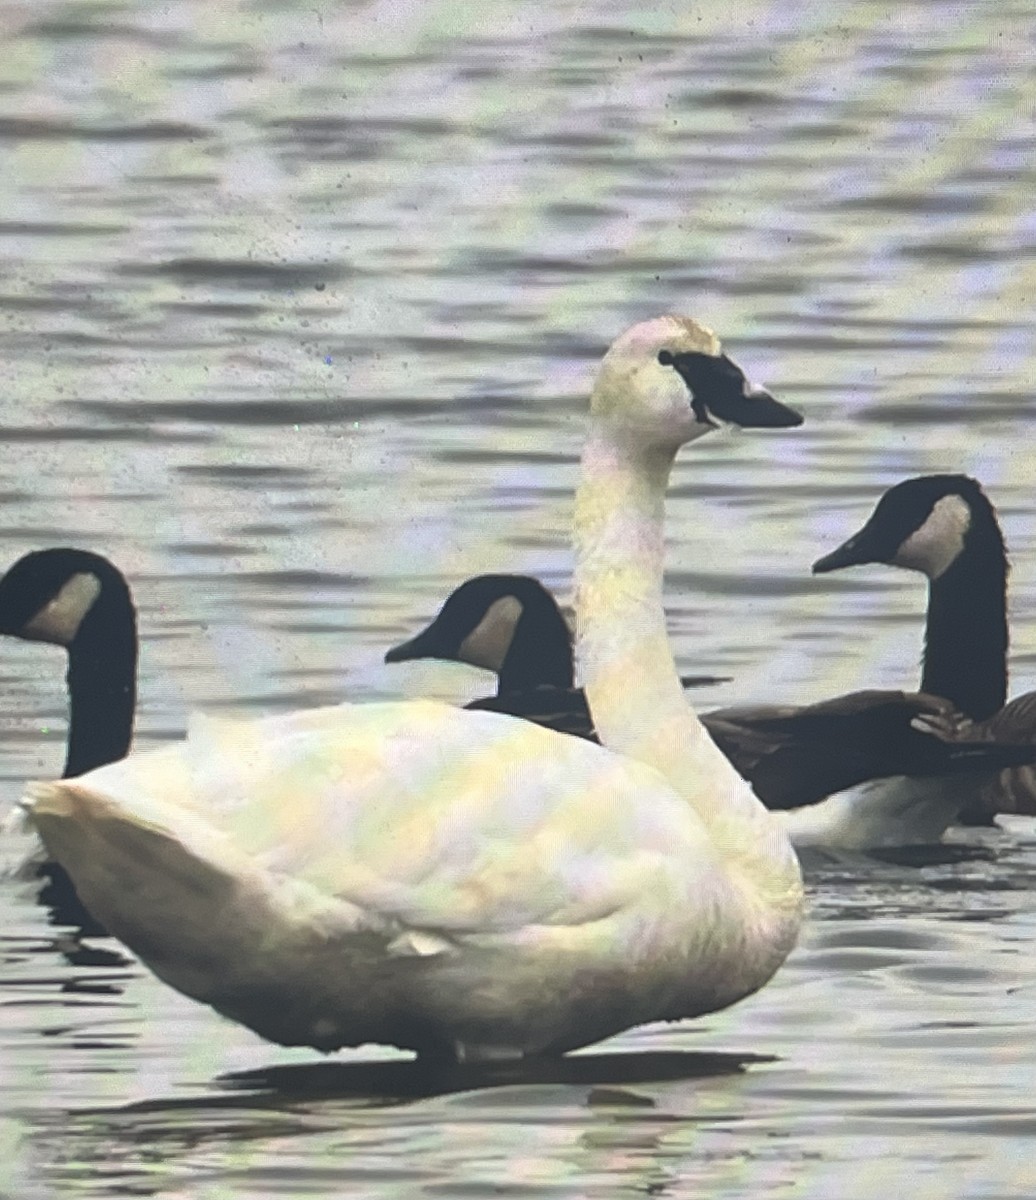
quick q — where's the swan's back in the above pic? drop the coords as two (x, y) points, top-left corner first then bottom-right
(42, 700), (712, 901)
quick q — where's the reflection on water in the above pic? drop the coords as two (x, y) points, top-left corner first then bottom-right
(3, 0), (1036, 1196)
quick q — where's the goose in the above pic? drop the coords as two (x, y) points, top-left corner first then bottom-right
(384, 573), (729, 736)
(812, 473), (1036, 822)
(385, 574), (1036, 844)
(20, 316), (806, 1062)
(0, 548), (136, 929)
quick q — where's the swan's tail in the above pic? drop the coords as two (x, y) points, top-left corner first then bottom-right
(24, 780), (87, 820)
(23, 779), (295, 1012)
(25, 780), (260, 950)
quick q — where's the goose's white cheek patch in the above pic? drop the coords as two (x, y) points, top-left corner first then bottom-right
(893, 495), (971, 579)
(21, 572), (102, 646)
(457, 595), (523, 672)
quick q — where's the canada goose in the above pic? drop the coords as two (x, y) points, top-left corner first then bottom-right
(386, 574), (1036, 845)
(21, 316), (805, 1062)
(813, 473), (1036, 822)
(384, 573), (728, 736)
(0, 548), (136, 928)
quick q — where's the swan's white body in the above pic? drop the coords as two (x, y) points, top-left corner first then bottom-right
(24, 316), (804, 1060)
(31, 702), (793, 1056)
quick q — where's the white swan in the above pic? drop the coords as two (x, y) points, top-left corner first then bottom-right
(22, 317), (805, 1062)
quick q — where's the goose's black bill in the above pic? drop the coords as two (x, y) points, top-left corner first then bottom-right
(812, 533), (881, 575)
(385, 629), (439, 664)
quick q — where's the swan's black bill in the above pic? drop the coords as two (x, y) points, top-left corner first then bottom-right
(658, 350), (803, 428)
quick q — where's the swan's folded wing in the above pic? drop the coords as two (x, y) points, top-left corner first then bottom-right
(29, 700), (709, 938)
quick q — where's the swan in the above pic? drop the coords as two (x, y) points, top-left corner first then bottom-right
(21, 316), (806, 1061)
(0, 548), (136, 927)
(813, 473), (1036, 823)
(385, 574), (1036, 843)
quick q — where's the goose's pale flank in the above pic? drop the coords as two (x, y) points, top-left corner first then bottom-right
(386, 575), (1036, 846)
(813, 473), (1036, 823)
(23, 316), (805, 1062)
(0, 548), (136, 928)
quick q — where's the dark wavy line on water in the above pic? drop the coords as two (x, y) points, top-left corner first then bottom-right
(176, 464), (317, 483)
(667, 569), (897, 598)
(165, 62), (262, 81)
(0, 525), (131, 542)
(73, 395), (524, 426)
(165, 542), (259, 558)
(140, 570), (369, 590)
(0, 221), (127, 237)
(898, 240), (1000, 263)
(434, 449), (576, 465)
(761, 314), (1029, 334)
(0, 117), (209, 141)
(667, 481), (900, 501)
(831, 190), (993, 215)
(116, 258), (346, 287)
(858, 399), (1028, 426)
(20, 20), (187, 48)
(0, 295), (106, 313)
(163, 301), (271, 317)
(265, 115), (463, 138)
(0, 424), (211, 443)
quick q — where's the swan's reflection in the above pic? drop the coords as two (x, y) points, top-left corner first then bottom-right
(24, 1047), (774, 1197)
(218, 1047), (772, 1104)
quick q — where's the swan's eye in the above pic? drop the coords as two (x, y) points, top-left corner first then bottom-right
(657, 350), (674, 366)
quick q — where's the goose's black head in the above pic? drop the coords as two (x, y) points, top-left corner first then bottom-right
(0, 548), (130, 648)
(812, 475), (998, 580)
(385, 574), (574, 693)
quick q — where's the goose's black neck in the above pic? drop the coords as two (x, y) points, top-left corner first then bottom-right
(496, 582), (575, 696)
(921, 507), (1008, 721)
(63, 577), (137, 777)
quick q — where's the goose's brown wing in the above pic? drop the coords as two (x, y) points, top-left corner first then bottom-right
(950, 690), (1036, 820)
(702, 691), (1036, 811)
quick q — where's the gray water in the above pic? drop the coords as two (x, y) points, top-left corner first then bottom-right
(2, 0), (1036, 1195)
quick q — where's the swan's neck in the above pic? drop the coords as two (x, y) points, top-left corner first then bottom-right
(572, 432), (798, 898)
(921, 528), (1008, 721)
(64, 598), (137, 778)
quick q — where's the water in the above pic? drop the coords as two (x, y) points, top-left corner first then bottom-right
(2, 0), (1036, 1194)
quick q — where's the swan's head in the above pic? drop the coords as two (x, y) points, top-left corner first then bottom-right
(812, 475), (997, 581)
(592, 316), (802, 452)
(0, 548), (126, 647)
(385, 574), (574, 690)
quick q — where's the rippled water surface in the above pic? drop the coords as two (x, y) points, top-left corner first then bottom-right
(3, 1), (1036, 1196)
